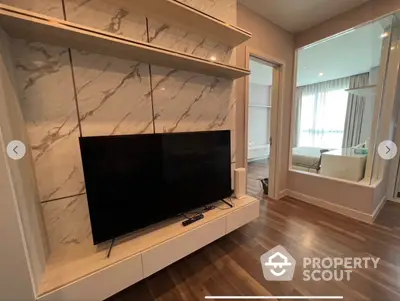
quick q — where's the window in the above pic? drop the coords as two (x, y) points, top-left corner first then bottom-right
(298, 89), (348, 149)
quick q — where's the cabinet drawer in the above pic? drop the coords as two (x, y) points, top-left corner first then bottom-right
(142, 216), (226, 277)
(39, 253), (142, 301)
(226, 200), (259, 233)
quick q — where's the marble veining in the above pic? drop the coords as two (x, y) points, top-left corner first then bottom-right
(9, 0), (237, 256)
(0, 0), (64, 18)
(71, 50), (154, 136)
(64, 0), (147, 41)
(147, 19), (233, 64)
(177, 0), (236, 25)
(12, 39), (85, 202)
(151, 66), (234, 133)
(41, 194), (94, 258)
(147, 0), (236, 161)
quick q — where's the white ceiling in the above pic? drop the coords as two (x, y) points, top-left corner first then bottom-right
(238, 0), (370, 33)
(297, 21), (385, 86)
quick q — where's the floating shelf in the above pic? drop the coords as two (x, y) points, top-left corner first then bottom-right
(108, 0), (252, 46)
(37, 196), (259, 299)
(0, 4), (250, 79)
(346, 85), (376, 97)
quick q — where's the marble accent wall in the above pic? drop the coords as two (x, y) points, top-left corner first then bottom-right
(70, 51), (154, 137)
(6, 0), (237, 260)
(0, 0), (63, 17)
(12, 40), (83, 202)
(63, 0), (147, 41)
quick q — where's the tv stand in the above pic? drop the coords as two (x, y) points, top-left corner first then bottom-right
(222, 198), (233, 208)
(37, 196), (259, 301)
(106, 238), (116, 258)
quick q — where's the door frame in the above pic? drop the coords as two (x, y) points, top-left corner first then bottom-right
(244, 46), (283, 199)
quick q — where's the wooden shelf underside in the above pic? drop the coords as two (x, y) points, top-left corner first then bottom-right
(107, 0), (252, 46)
(0, 4), (250, 79)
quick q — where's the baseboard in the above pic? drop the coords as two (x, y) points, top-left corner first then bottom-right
(286, 190), (375, 223)
(267, 189), (287, 201)
(278, 189), (288, 200)
(371, 196), (386, 222)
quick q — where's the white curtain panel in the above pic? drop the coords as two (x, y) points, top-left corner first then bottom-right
(295, 76), (351, 149)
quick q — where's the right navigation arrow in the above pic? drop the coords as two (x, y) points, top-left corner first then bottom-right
(386, 146), (391, 154)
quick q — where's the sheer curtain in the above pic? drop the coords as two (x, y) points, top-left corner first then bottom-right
(342, 73), (369, 148)
(295, 77), (350, 149)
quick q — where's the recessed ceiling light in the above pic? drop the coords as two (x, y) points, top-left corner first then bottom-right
(391, 46), (395, 50)
(210, 56), (217, 61)
(380, 32), (389, 38)
(319, 72), (324, 76)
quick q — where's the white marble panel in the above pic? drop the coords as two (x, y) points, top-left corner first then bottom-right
(151, 66), (234, 133)
(146, 0), (236, 64)
(41, 194), (94, 259)
(147, 19), (233, 64)
(177, 0), (236, 25)
(71, 50), (154, 136)
(64, 0), (147, 41)
(0, 0), (64, 18)
(147, 0), (236, 161)
(12, 40), (85, 202)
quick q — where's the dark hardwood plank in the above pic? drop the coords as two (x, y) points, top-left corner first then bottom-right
(108, 187), (400, 301)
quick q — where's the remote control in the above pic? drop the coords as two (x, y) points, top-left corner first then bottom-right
(182, 213), (204, 226)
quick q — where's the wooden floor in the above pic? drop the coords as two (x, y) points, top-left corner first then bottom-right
(108, 165), (400, 300)
(247, 158), (269, 197)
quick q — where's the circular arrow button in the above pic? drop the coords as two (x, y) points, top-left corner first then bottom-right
(378, 140), (397, 160)
(7, 140), (26, 160)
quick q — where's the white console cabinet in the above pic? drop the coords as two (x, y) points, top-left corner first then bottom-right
(38, 196), (260, 301)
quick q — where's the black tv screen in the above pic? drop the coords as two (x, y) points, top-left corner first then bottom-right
(79, 130), (231, 244)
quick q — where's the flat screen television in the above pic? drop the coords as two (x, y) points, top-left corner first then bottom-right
(79, 130), (231, 244)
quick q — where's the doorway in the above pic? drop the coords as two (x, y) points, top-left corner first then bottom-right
(245, 52), (280, 199)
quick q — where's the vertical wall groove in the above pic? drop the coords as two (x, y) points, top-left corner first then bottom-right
(145, 17), (157, 134)
(61, 0), (67, 20)
(67, 50), (83, 137)
(62, 0), (83, 137)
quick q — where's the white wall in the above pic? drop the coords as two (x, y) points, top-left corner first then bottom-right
(236, 4), (295, 196)
(0, 29), (36, 301)
(0, 133), (35, 301)
(0, 28), (48, 283)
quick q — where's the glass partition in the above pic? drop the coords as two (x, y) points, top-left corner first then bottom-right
(370, 14), (400, 185)
(291, 14), (395, 185)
